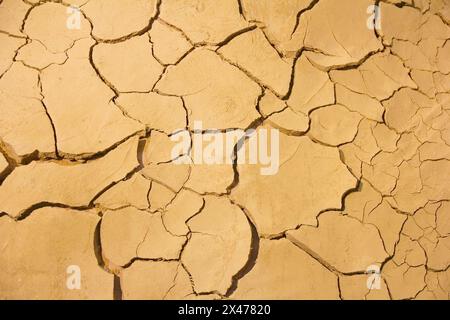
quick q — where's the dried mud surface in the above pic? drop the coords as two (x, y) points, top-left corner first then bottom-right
(0, 0), (450, 300)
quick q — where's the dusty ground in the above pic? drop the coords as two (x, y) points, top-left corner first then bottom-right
(0, 0), (450, 300)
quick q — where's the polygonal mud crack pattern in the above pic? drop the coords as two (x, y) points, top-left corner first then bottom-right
(0, 0), (449, 300)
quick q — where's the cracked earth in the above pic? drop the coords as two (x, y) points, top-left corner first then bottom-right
(0, 0), (450, 300)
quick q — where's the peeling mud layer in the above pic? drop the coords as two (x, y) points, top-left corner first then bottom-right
(1, 0), (450, 300)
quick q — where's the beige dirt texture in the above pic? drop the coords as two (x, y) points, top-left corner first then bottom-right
(0, 0), (450, 300)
